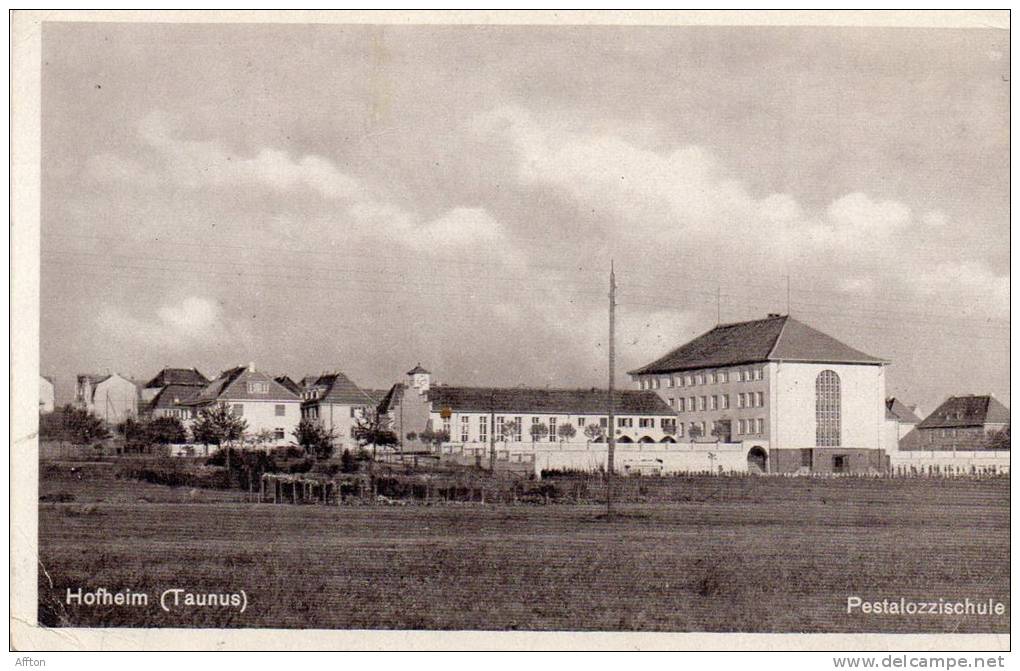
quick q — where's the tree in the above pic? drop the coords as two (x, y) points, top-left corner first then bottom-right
(148, 416), (187, 444)
(988, 425), (1010, 451)
(191, 404), (248, 447)
(292, 418), (335, 459)
(61, 405), (110, 446)
(500, 419), (519, 443)
(529, 422), (549, 443)
(419, 427), (451, 450)
(340, 448), (358, 473)
(584, 423), (604, 444)
(661, 420), (676, 437)
(688, 423), (704, 440)
(352, 410), (399, 456)
(557, 423), (577, 443)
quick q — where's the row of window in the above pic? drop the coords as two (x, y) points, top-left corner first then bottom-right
(667, 391), (765, 412)
(639, 366), (764, 390)
(231, 403), (289, 417)
(449, 414), (675, 442)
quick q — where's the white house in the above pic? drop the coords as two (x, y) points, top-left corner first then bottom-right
(301, 370), (378, 453)
(39, 375), (55, 413)
(183, 364), (302, 447)
(75, 372), (140, 425)
(629, 314), (889, 474)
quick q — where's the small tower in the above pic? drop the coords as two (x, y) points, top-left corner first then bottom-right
(406, 363), (431, 394)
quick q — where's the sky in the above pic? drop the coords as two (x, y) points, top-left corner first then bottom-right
(40, 20), (1009, 413)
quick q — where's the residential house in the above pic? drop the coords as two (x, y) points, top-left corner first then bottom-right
(141, 368), (210, 419)
(884, 397), (922, 451)
(301, 371), (378, 453)
(378, 365), (677, 451)
(183, 364), (302, 447)
(905, 395), (1010, 451)
(629, 314), (889, 474)
(39, 375), (55, 413)
(141, 368), (209, 403)
(75, 373), (140, 424)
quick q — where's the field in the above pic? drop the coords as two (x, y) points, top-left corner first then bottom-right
(38, 465), (1009, 632)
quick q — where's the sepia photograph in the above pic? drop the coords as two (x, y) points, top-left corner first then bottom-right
(10, 9), (1010, 653)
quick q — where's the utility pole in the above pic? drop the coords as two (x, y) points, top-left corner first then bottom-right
(786, 275), (791, 315)
(489, 390), (496, 475)
(716, 286), (721, 324)
(607, 260), (617, 519)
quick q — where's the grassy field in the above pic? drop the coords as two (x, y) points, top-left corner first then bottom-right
(38, 467), (1009, 632)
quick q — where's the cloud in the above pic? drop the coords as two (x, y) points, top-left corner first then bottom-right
(156, 296), (222, 340)
(137, 112), (361, 200)
(97, 296), (249, 351)
(470, 104), (1008, 326)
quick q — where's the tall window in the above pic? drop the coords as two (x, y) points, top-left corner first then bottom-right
(816, 370), (841, 447)
(479, 416), (488, 444)
(461, 416), (470, 442)
(548, 417), (557, 441)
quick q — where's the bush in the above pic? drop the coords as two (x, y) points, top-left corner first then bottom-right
(287, 458), (315, 474)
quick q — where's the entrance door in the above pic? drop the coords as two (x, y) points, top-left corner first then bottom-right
(747, 446), (768, 474)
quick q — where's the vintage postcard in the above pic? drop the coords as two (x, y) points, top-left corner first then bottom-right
(10, 10), (1011, 653)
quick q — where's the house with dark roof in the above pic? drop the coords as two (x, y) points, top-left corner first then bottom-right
(884, 397), (923, 445)
(905, 395), (1010, 451)
(378, 366), (678, 453)
(301, 371), (379, 452)
(75, 373), (140, 424)
(629, 314), (889, 474)
(182, 364), (302, 446)
(141, 367), (210, 418)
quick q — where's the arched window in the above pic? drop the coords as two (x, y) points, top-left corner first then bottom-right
(815, 370), (841, 447)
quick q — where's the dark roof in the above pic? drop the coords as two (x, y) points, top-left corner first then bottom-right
(149, 384), (204, 410)
(77, 374), (111, 386)
(426, 386), (675, 416)
(187, 367), (300, 404)
(406, 364), (430, 375)
(363, 389), (391, 403)
(377, 383), (405, 415)
(306, 372), (376, 406)
(629, 315), (885, 375)
(144, 367), (209, 389)
(274, 376), (303, 395)
(917, 396), (1010, 429)
(886, 398), (921, 423)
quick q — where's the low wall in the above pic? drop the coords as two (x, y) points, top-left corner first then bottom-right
(888, 450), (1010, 475)
(438, 441), (752, 477)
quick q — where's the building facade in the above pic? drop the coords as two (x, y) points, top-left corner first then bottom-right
(378, 365), (677, 452)
(40, 375), (55, 414)
(142, 367), (210, 420)
(301, 371), (378, 453)
(75, 373), (140, 425)
(906, 395), (1009, 451)
(629, 314), (889, 474)
(184, 365), (302, 447)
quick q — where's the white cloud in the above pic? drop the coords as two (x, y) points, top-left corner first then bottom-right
(97, 296), (249, 350)
(156, 296), (222, 339)
(137, 112), (361, 200)
(922, 210), (949, 228)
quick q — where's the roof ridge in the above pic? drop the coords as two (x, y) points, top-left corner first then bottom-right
(764, 315), (790, 360)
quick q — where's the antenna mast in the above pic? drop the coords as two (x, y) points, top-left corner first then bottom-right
(607, 260), (616, 518)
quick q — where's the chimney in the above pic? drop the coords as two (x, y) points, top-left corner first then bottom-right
(248, 361), (255, 371)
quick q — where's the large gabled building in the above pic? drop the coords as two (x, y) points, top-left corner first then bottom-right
(907, 395), (1009, 451)
(183, 364), (302, 446)
(378, 365), (677, 451)
(629, 314), (889, 474)
(301, 371), (378, 453)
